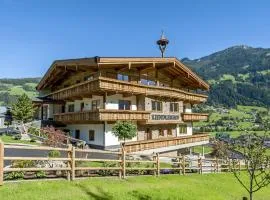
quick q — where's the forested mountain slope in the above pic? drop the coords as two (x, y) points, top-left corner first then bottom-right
(183, 45), (270, 107)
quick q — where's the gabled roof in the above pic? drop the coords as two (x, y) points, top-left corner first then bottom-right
(37, 57), (209, 91)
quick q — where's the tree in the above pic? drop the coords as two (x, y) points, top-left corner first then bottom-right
(230, 132), (270, 200)
(112, 121), (137, 147)
(11, 94), (35, 134)
(41, 126), (67, 147)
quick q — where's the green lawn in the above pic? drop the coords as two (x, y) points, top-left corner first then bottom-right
(0, 135), (38, 145)
(209, 131), (269, 138)
(193, 145), (213, 155)
(0, 174), (269, 200)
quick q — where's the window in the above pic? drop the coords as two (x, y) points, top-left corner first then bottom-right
(151, 101), (162, 112)
(119, 100), (131, 110)
(117, 74), (129, 81)
(159, 129), (165, 137)
(168, 129), (173, 136)
(170, 103), (179, 112)
(89, 130), (95, 141)
(179, 125), (187, 134)
(84, 75), (93, 81)
(68, 104), (74, 112)
(75, 130), (80, 139)
(92, 100), (100, 110)
(61, 105), (65, 113)
(141, 79), (156, 86)
(80, 102), (84, 111)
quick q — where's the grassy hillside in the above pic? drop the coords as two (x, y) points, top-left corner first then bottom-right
(0, 174), (269, 200)
(194, 105), (269, 133)
(0, 78), (40, 106)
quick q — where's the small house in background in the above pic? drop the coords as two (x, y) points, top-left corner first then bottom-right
(0, 106), (7, 127)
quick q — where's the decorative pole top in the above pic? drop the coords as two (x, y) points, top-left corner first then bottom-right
(156, 31), (169, 58)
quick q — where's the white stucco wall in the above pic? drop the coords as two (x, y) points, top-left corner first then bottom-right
(66, 124), (105, 146)
(184, 103), (192, 113)
(105, 94), (137, 110)
(186, 122), (193, 135)
(104, 122), (137, 146)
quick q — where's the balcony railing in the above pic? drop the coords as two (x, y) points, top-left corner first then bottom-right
(124, 133), (209, 153)
(181, 113), (208, 122)
(49, 77), (208, 103)
(54, 109), (151, 123)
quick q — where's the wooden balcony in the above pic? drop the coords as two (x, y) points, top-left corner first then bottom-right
(181, 113), (208, 122)
(124, 133), (209, 153)
(48, 77), (208, 103)
(54, 109), (151, 123)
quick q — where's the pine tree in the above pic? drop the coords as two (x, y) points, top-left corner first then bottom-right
(11, 94), (34, 134)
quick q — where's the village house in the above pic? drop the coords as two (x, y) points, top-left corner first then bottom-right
(34, 36), (210, 154)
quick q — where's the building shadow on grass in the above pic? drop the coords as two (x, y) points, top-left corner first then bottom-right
(76, 183), (113, 200)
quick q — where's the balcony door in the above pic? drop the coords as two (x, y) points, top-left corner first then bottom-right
(119, 100), (131, 110)
(145, 128), (152, 140)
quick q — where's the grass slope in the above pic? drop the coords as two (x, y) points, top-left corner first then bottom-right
(0, 174), (269, 200)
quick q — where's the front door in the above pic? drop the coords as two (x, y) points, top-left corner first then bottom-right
(145, 128), (152, 140)
(75, 130), (80, 139)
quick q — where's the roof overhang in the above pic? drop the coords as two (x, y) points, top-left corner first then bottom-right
(37, 57), (209, 91)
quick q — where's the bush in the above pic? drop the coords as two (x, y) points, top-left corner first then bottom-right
(30, 138), (36, 143)
(36, 171), (46, 178)
(12, 160), (36, 168)
(13, 135), (22, 140)
(48, 150), (61, 158)
(6, 172), (24, 180)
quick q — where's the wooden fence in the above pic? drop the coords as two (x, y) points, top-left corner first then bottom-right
(0, 142), (254, 186)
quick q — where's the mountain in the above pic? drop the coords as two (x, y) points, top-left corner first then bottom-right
(183, 45), (270, 107)
(0, 78), (40, 106)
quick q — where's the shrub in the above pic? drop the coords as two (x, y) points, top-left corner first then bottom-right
(36, 171), (46, 178)
(12, 160), (36, 168)
(13, 134), (22, 140)
(30, 138), (36, 143)
(48, 150), (61, 158)
(6, 172), (24, 180)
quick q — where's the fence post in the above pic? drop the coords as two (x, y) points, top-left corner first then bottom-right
(118, 149), (122, 179)
(153, 153), (156, 176)
(156, 153), (160, 176)
(182, 156), (185, 175)
(216, 157), (219, 173)
(122, 150), (126, 179)
(71, 146), (75, 181)
(0, 142), (4, 186)
(228, 158), (231, 172)
(67, 144), (72, 181)
(199, 157), (203, 174)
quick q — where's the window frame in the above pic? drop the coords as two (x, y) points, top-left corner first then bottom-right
(68, 104), (75, 112)
(170, 102), (179, 113)
(89, 130), (95, 141)
(92, 100), (101, 110)
(151, 100), (163, 112)
(119, 100), (131, 110)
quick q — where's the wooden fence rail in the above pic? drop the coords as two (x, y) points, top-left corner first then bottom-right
(0, 142), (268, 186)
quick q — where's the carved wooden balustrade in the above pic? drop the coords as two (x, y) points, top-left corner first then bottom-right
(181, 113), (208, 122)
(54, 109), (151, 123)
(49, 77), (208, 103)
(124, 133), (209, 153)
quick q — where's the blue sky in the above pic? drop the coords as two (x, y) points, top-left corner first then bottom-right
(0, 0), (269, 78)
